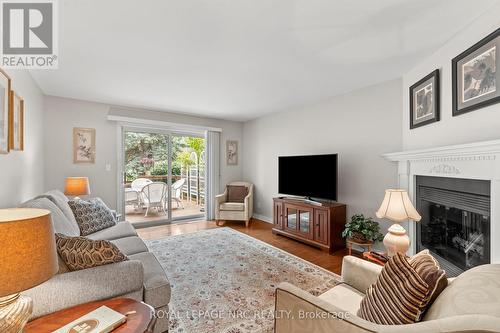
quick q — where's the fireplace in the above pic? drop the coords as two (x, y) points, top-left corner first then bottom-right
(416, 176), (491, 276)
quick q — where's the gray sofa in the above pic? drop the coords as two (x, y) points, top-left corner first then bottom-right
(20, 190), (170, 333)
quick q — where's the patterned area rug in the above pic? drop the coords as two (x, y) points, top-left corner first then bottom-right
(145, 227), (340, 333)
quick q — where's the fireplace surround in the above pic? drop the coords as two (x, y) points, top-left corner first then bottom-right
(383, 139), (500, 272)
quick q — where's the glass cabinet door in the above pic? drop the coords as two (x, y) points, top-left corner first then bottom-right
(299, 210), (310, 233)
(286, 208), (297, 230)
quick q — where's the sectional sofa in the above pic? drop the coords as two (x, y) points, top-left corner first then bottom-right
(20, 190), (170, 333)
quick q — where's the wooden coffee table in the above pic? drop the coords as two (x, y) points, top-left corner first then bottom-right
(26, 298), (156, 333)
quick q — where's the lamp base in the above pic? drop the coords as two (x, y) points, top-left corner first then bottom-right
(0, 294), (33, 333)
(383, 223), (410, 257)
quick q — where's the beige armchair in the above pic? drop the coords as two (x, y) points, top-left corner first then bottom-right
(275, 256), (500, 333)
(215, 182), (253, 227)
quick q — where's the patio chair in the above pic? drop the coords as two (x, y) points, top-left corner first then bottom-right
(171, 178), (186, 209)
(141, 182), (167, 216)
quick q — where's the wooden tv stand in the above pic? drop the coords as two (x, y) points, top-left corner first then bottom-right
(272, 197), (346, 253)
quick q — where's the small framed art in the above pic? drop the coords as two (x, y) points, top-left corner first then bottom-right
(452, 28), (499, 116)
(410, 69), (440, 129)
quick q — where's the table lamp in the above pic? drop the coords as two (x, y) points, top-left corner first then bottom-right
(64, 177), (90, 199)
(375, 189), (422, 257)
(0, 208), (58, 332)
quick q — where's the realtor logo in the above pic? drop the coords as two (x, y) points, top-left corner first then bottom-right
(1, 0), (58, 68)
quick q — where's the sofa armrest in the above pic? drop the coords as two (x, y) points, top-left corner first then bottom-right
(275, 282), (377, 333)
(341, 255), (382, 293)
(24, 260), (144, 319)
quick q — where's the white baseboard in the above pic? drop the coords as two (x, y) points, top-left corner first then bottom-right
(252, 213), (272, 224)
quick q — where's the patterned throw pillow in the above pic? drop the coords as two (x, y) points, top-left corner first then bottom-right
(227, 185), (248, 203)
(68, 198), (116, 236)
(357, 251), (447, 325)
(55, 233), (127, 271)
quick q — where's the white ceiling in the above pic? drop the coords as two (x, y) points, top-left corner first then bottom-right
(30, 0), (496, 121)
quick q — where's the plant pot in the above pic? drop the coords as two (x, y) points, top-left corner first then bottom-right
(349, 232), (368, 243)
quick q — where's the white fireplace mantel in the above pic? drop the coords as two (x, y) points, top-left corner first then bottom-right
(382, 139), (500, 262)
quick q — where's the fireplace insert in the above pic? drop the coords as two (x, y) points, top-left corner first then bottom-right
(416, 176), (490, 277)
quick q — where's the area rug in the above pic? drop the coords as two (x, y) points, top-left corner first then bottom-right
(145, 227), (340, 333)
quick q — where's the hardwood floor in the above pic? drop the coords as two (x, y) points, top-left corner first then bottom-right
(137, 218), (354, 275)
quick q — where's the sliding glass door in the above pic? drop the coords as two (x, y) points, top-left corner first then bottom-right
(121, 128), (205, 227)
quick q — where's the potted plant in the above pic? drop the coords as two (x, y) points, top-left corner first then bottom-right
(342, 214), (384, 243)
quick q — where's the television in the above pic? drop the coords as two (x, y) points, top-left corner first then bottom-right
(278, 154), (338, 201)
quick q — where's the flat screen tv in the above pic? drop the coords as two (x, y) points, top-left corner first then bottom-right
(278, 154), (338, 201)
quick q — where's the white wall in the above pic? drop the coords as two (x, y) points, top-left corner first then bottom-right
(0, 70), (45, 208)
(242, 79), (403, 235)
(403, 4), (500, 150)
(43, 96), (243, 209)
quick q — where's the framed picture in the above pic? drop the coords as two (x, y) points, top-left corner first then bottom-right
(410, 69), (440, 129)
(452, 28), (500, 116)
(226, 140), (238, 165)
(0, 68), (11, 154)
(73, 127), (96, 163)
(9, 91), (24, 151)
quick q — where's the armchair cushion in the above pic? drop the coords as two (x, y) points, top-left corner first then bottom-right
(220, 202), (245, 211)
(227, 185), (248, 203)
(318, 283), (364, 314)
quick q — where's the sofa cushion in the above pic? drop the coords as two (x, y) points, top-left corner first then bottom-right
(318, 283), (364, 314)
(424, 264), (500, 321)
(128, 252), (171, 308)
(55, 234), (127, 271)
(39, 190), (79, 230)
(68, 199), (116, 236)
(20, 197), (80, 237)
(86, 221), (137, 241)
(220, 202), (245, 211)
(111, 236), (149, 256)
(227, 185), (248, 203)
(358, 252), (447, 325)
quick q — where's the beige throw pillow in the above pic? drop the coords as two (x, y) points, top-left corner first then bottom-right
(55, 233), (127, 271)
(358, 251), (447, 325)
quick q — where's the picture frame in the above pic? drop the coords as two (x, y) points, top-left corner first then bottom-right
(410, 69), (440, 129)
(452, 28), (500, 116)
(226, 140), (238, 166)
(9, 91), (24, 151)
(73, 127), (96, 163)
(0, 68), (11, 154)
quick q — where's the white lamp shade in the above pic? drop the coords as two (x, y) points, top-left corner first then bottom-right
(376, 189), (421, 223)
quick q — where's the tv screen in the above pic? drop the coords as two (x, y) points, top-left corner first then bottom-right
(278, 154), (338, 201)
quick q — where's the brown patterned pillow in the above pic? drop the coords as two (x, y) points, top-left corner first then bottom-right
(358, 251), (447, 325)
(55, 233), (127, 271)
(68, 198), (116, 236)
(227, 185), (248, 203)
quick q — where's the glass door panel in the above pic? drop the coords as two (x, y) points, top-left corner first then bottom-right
(286, 208), (297, 230)
(299, 210), (310, 233)
(123, 130), (170, 226)
(170, 134), (205, 221)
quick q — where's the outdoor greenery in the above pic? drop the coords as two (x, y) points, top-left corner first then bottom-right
(125, 132), (205, 182)
(342, 214), (384, 243)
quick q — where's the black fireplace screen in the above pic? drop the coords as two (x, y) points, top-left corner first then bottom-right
(416, 176), (491, 276)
